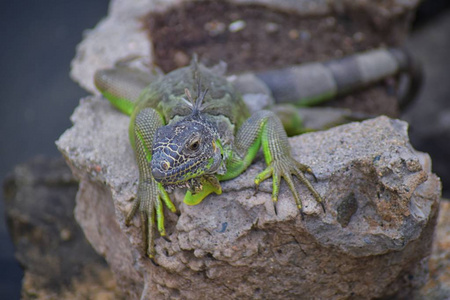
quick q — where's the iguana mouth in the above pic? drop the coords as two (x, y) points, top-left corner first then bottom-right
(162, 177), (202, 193)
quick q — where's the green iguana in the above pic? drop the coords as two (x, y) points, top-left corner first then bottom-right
(94, 48), (419, 258)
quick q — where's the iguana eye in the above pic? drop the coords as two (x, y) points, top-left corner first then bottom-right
(189, 140), (200, 151)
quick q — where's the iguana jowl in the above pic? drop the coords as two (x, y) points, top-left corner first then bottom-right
(95, 59), (324, 258)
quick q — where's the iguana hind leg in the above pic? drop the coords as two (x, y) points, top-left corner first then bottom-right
(94, 61), (160, 116)
(222, 110), (324, 213)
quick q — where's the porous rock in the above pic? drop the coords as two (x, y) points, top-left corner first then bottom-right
(72, 0), (421, 94)
(416, 200), (450, 299)
(56, 97), (441, 299)
(65, 0), (433, 298)
(3, 157), (123, 299)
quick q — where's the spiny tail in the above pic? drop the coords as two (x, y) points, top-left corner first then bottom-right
(253, 47), (422, 108)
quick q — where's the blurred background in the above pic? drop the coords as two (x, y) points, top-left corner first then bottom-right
(0, 1), (109, 298)
(0, 0), (449, 298)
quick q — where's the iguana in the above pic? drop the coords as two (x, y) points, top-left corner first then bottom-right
(94, 48), (420, 258)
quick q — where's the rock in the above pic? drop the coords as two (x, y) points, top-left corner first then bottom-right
(56, 95), (441, 299)
(72, 0), (420, 118)
(416, 200), (450, 299)
(62, 1), (438, 298)
(3, 157), (123, 299)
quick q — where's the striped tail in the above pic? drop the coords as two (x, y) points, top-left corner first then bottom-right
(253, 48), (422, 107)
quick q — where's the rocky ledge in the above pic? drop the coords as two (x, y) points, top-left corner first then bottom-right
(56, 97), (440, 299)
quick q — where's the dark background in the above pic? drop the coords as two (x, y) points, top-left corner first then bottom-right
(0, 1), (109, 298)
(0, 1), (449, 299)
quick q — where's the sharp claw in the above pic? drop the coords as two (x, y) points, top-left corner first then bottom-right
(273, 202), (278, 216)
(300, 209), (305, 221)
(162, 236), (171, 243)
(254, 183), (259, 197)
(320, 202), (326, 213)
(150, 257), (159, 266)
(306, 168), (318, 182)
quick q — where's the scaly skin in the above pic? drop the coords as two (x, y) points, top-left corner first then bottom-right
(95, 59), (323, 258)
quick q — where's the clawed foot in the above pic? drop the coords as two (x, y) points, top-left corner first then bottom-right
(254, 157), (325, 215)
(125, 180), (176, 258)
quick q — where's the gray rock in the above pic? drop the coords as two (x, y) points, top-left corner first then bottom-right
(56, 96), (441, 299)
(416, 200), (450, 299)
(63, 0), (436, 298)
(71, 0), (421, 93)
(3, 157), (124, 299)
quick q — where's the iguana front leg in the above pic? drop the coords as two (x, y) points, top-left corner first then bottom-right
(128, 108), (176, 257)
(220, 110), (324, 213)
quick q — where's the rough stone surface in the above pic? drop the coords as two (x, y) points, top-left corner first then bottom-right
(72, 0), (421, 94)
(56, 95), (441, 299)
(3, 157), (123, 299)
(416, 200), (450, 299)
(64, 0), (440, 298)
(70, 0), (156, 93)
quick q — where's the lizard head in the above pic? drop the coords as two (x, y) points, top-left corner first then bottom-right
(151, 86), (225, 192)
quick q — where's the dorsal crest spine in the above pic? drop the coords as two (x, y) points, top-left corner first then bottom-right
(182, 55), (211, 115)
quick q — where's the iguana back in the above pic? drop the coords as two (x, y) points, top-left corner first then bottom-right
(133, 62), (250, 140)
